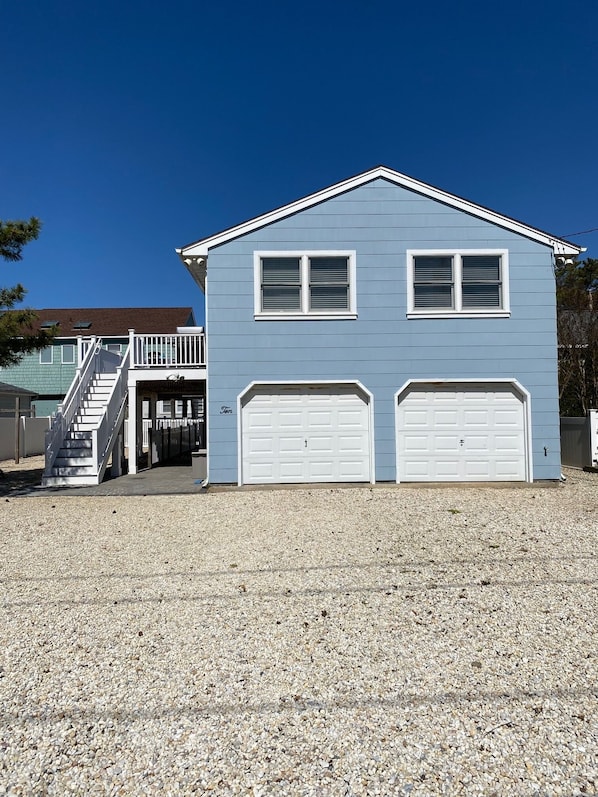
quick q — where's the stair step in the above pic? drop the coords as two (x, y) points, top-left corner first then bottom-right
(49, 465), (97, 477)
(62, 432), (91, 448)
(55, 456), (94, 467)
(57, 447), (92, 457)
(42, 473), (101, 487)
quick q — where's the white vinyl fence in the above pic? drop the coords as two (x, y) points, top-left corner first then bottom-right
(0, 417), (52, 461)
(560, 410), (598, 468)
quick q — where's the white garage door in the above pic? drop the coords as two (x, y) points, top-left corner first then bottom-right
(242, 385), (371, 484)
(397, 383), (527, 482)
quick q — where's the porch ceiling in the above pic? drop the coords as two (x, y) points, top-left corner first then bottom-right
(137, 380), (205, 395)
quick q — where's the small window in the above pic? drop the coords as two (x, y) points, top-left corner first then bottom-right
(407, 250), (509, 317)
(106, 343), (121, 354)
(73, 321), (92, 330)
(62, 344), (75, 364)
(40, 347), (53, 364)
(255, 251), (356, 319)
(40, 320), (59, 329)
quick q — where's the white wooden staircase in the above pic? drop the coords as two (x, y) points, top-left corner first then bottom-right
(43, 340), (130, 487)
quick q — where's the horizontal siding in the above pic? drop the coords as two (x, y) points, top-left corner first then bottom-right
(205, 178), (561, 482)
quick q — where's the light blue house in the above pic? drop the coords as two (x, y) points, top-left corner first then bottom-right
(177, 166), (583, 485)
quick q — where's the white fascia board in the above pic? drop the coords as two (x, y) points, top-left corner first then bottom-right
(178, 166), (583, 257)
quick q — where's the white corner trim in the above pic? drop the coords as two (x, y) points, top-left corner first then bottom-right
(179, 166), (583, 257)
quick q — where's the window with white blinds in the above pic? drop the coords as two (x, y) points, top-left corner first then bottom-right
(408, 250), (509, 316)
(255, 251), (356, 318)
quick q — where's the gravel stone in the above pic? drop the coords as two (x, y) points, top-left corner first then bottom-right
(0, 463), (596, 795)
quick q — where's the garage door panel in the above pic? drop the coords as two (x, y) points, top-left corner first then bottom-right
(463, 409), (489, 426)
(246, 436), (275, 455)
(435, 435), (460, 452)
(309, 436), (334, 454)
(435, 410), (460, 427)
(337, 434), (369, 453)
(279, 436), (304, 454)
(398, 383), (526, 482)
(434, 460), (461, 478)
(246, 462), (274, 480)
(494, 435), (523, 453)
(279, 461), (305, 479)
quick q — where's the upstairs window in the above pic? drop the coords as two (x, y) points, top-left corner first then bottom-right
(407, 250), (509, 317)
(255, 251), (356, 319)
(40, 347), (53, 364)
(62, 344), (75, 364)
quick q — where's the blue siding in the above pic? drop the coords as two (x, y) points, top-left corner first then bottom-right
(205, 178), (560, 482)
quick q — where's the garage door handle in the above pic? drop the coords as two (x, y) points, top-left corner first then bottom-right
(459, 439), (464, 446)
(305, 439), (308, 447)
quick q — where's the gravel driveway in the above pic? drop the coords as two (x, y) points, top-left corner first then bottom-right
(1, 468), (597, 795)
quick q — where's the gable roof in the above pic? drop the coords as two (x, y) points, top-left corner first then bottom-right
(0, 381), (37, 398)
(22, 307), (196, 337)
(177, 166), (583, 275)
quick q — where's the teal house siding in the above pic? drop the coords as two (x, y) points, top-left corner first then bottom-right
(1, 337), (128, 415)
(178, 169), (581, 484)
(0, 342), (79, 415)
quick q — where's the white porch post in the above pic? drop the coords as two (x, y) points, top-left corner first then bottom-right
(128, 381), (137, 474)
(128, 329), (136, 368)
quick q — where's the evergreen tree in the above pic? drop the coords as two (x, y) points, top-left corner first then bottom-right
(556, 257), (598, 415)
(0, 218), (56, 367)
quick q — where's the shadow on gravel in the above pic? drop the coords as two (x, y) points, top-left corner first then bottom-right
(0, 467), (44, 497)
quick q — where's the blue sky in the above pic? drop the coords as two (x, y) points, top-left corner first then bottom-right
(2, 0), (597, 327)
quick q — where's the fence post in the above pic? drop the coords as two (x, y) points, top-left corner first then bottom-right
(14, 396), (21, 464)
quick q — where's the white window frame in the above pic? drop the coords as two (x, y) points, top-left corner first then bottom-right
(406, 249), (510, 318)
(61, 344), (75, 364)
(254, 250), (357, 320)
(39, 347), (53, 365)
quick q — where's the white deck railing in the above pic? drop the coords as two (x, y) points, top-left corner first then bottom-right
(128, 330), (206, 369)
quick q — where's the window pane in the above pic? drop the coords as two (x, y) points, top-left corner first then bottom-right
(310, 286), (349, 310)
(462, 284), (501, 308)
(40, 347), (52, 364)
(309, 256), (348, 284)
(462, 255), (500, 282)
(62, 344), (75, 364)
(261, 257), (300, 285)
(414, 256), (453, 282)
(262, 286), (301, 311)
(414, 285), (453, 308)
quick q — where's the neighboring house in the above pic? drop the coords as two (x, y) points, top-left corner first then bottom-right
(177, 165), (583, 485)
(1, 307), (196, 416)
(0, 381), (37, 418)
(36, 307), (206, 486)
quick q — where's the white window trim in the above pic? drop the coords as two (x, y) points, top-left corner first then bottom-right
(254, 250), (357, 320)
(406, 249), (510, 318)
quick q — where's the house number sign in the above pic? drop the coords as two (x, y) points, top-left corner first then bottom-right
(220, 405), (233, 415)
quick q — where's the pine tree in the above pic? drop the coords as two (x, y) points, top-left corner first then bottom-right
(0, 218), (56, 367)
(556, 257), (598, 415)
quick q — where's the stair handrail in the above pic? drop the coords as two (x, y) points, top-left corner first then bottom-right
(91, 345), (131, 481)
(44, 337), (104, 475)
